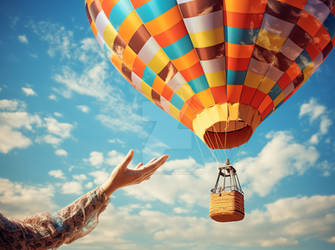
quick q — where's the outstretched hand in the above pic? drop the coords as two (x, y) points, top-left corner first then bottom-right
(101, 150), (169, 196)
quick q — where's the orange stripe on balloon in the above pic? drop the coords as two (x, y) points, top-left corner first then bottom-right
(180, 113), (193, 130)
(225, 43), (254, 58)
(258, 95), (272, 114)
(180, 62), (204, 81)
(285, 62), (301, 81)
(278, 73), (291, 89)
(240, 86), (256, 104)
(162, 85), (174, 101)
(101, 0), (118, 18)
(277, 0), (307, 9)
(261, 102), (274, 119)
(152, 77), (166, 95)
(313, 26), (331, 50)
(145, 6), (182, 36)
(122, 46), (137, 69)
(118, 11), (142, 43)
(224, 0), (267, 14)
(133, 57), (146, 78)
(90, 22), (98, 37)
(172, 50), (199, 71)
(226, 57), (250, 71)
(211, 86), (227, 104)
(154, 20), (188, 47)
(130, 0), (151, 9)
(224, 11), (263, 29)
(186, 95), (204, 114)
(297, 11), (321, 36)
(227, 85), (243, 103)
(305, 42), (320, 60)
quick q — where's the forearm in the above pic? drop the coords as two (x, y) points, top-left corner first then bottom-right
(0, 186), (110, 249)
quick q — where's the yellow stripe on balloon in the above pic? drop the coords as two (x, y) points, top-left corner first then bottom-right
(189, 27), (225, 48)
(118, 10), (143, 43)
(244, 71), (264, 88)
(196, 89), (216, 108)
(205, 71), (227, 87)
(103, 23), (118, 50)
(257, 77), (276, 94)
(256, 29), (287, 53)
(169, 104), (180, 121)
(176, 83), (194, 101)
(147, 48), (170, 73)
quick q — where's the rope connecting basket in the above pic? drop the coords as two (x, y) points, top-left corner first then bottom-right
(209, 159), (245, 222)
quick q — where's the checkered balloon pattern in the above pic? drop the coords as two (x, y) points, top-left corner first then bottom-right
(85, 0), (335, 149)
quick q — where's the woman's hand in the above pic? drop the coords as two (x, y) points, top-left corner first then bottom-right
(101, 150), (169, 196)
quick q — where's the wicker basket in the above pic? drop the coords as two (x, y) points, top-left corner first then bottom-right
(209, 190), (244, 222)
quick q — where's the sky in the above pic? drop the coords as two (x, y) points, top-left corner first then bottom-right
(0, 1), (335, 249)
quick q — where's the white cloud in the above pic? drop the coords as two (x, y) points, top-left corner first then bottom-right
(49, 94), (57, 101)
(89, 170), (109, 185)
(29, 21), (74, 59)
(108, 138), (125, 147)
(0, 125), (31, 153)
(61, 181), (82, 195)
(73, 174), (87, 182)
(22, 87), (37, 96)
(236, 131), (319, 197)
(53, 112), (62, 117)
(77, 105), (90, 113)
(0, 102), (42, 153)
(18, 35), (28, 44)
(87, 151), (104, 167)
(38, 117), (73, 146)
(48, 170), (65, 179)
(299, 98), (332, 145)
(299, 98), (326, 122)
(0, 99), (20, 111)
(55, 148), (67, 157)
(0, 178), (57, 219)
(44, 117), (72, 138)
(71, 194), (335, 249)
(105, 150), (125, 167)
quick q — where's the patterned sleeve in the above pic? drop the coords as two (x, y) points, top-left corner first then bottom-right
(0, 186), (110, 249)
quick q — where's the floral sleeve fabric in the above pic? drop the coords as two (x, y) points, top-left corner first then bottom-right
(0, 186), (110, 249)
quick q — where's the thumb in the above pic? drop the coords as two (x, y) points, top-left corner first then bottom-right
(119, 150), (134, 170)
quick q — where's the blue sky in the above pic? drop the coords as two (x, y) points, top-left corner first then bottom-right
(1, 1), (335, 249)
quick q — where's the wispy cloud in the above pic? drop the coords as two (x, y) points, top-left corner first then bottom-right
(299, 98), (332, 144)
(18, 35), (28, 44)
(55, 148), (67, 157)
(76, 105), (90, 113)
(28, 21), (146, 136)
(22, 87), (37, 96)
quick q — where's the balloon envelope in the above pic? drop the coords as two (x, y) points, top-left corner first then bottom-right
(85, 0), (335, 149)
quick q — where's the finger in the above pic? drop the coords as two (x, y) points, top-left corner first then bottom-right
(141, 155), (169, 174)
(148, 157), (156, 164)
(119, 150), (134, 170)
(135, 162), (144, 169)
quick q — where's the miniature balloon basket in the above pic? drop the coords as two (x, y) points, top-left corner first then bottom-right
(209, 159), (244, 223)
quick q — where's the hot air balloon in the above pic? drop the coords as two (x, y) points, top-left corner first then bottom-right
(85, 0), (335, 222)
